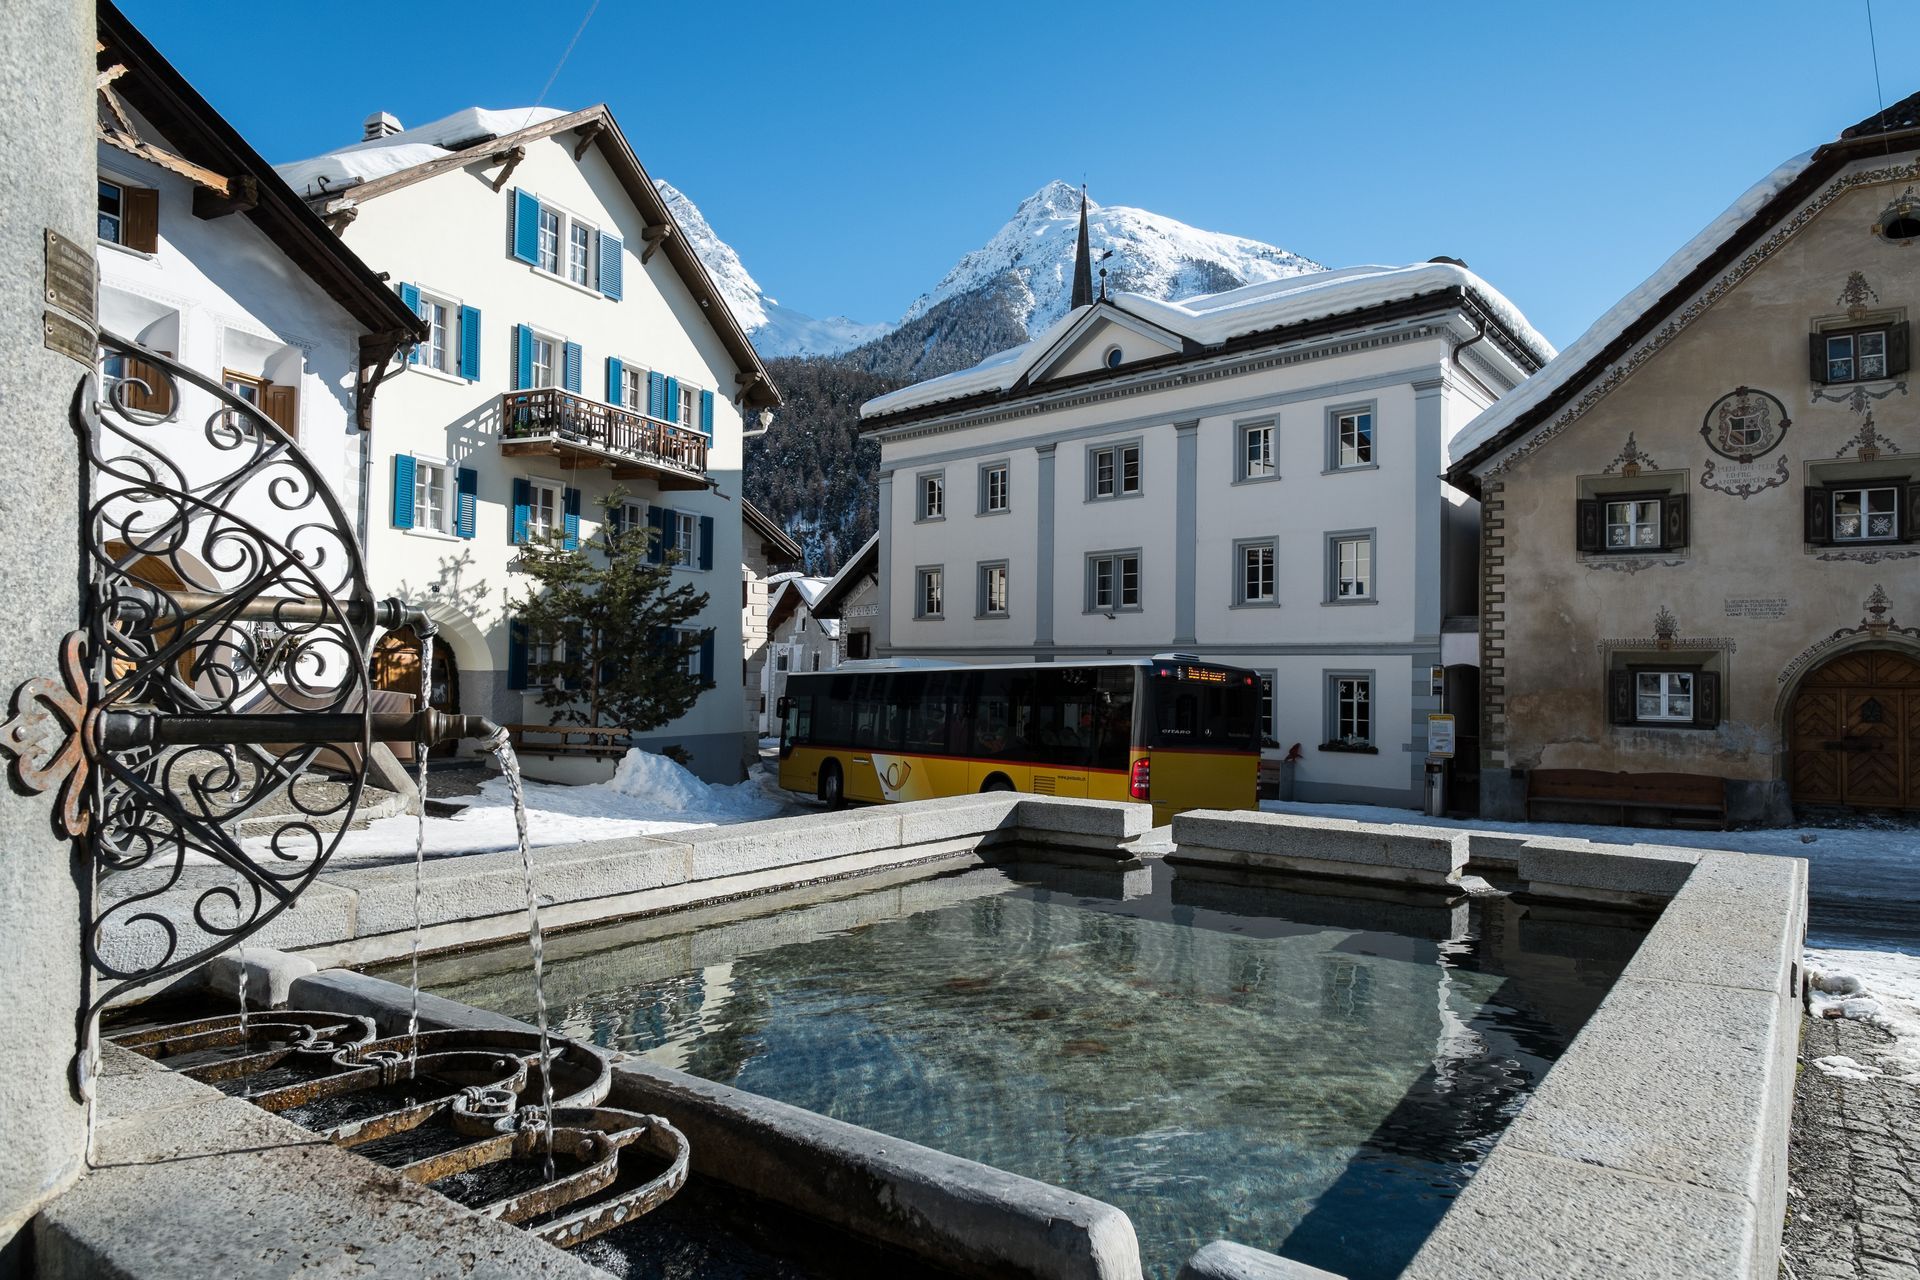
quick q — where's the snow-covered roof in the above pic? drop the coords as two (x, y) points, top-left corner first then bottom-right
(861, 261), (1553, 420)
(812, 532), (880, 619)
(1449, 149), (1818, 471)
(276, 107), (569, 195)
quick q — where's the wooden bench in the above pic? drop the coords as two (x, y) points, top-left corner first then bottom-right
(506, 724), (631, 761)
(1525, 768), (1730, 829)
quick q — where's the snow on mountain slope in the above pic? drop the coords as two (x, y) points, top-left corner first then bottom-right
(901, 180), (1321, 337)
(656, 180), (887, 359)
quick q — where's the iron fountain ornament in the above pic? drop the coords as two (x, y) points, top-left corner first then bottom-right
(0, 333), (494, 1082)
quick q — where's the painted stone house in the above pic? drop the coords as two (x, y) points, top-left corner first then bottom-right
(743, 500), (803, 746)
(279, 106), (780, 782)
(1449, 92), (1920, 821)
(759, 576), (839, 734)
(861, 201), (1549, 808)
(813, 532), (881, 664)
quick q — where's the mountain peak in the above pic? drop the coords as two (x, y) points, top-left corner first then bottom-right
(1017, 179), (1087, 218)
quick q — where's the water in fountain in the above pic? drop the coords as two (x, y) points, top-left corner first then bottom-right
(487, 729), (555, 1179)
(407, 632), (434, 1066)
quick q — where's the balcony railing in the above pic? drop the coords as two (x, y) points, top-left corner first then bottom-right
(500, 387), (708, 480)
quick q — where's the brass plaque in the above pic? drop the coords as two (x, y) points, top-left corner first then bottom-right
(44, 309), (97, 367)
(43, 227), (96, 319)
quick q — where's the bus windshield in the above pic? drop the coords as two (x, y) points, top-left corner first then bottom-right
(1146, 665), (1260, 752)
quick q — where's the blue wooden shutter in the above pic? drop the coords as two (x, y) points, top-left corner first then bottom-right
(699, 630), (715, 688)
(513, 325), (535, 391)
(597, 231), (623, 299)
(698, 515), (714, 570)
(455, 467), (477, 539)
(563, 342), (583, 394)
(398, 284), (421, 365)
(512, 189), (541, 264)
(663, 376), (680, 426)
(646, 508), (667, 565)
(458, 305), (481, 380)
(608, 503), (625, 535)
(606, 356), (624, 406)
(563, 486), (581, 549)
(391, 454), (416, 528)
(698, 389), (714, 443)
(512, 477), (530, 544)
(647, 370), (666, 419)
(507, 618), (529, 690)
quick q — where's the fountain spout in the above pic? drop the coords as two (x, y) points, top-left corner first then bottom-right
(99, 708), (501, 752)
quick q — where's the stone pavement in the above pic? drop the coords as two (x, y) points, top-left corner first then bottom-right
(1782, 1015), (1920, 1279)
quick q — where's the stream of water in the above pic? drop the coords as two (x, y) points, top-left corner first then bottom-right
(407, 633), (434, 1064)
(488, 730), (555, 1179)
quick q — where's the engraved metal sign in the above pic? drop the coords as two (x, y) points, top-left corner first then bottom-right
(1724, 597), (1789, 620)
(43, 310), (96, 367)
(43, 228), (96, 320)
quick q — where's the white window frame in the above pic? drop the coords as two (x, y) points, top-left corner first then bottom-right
(917, 470), (945, 522)
(621, 363), (649, 412)
(1603, 498), (1661, 551)
(568, 219), (595, 287)
(1086, 550), (1142, 613)
(1831, 486), (1900, 542)
(1328, 405), (1377, 471)
(915, 566), (945, 619)
(526, 478), (561, 542)
(1329, 673), (1374, 746)
(536, 205), (563, 275)
(1088, 441), (1143, 500)
(413, 292), (456, 374)
(679, 381), (700, 430)
(979, 461), (1010, 514)
(412, 457), (452, 535)
(1634, 670), (1695, 723)
(1239, 421), (1276, 482)
(98, 177), (126, 245)
(676, 627), (704, 679)
(530, 331), (560, 389)
(1236, 538), (1278, 606)
(674, 510), (700, 566)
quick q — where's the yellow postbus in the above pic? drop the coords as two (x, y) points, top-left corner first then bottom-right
(776, 656), (1261, 824)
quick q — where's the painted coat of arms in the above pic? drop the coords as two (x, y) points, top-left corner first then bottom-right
(1700, 386), (1792, 499)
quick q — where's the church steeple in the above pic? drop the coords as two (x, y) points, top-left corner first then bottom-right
(1070, 185), (1094, 310)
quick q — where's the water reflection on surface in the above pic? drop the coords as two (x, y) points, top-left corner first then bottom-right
(414, 857), (1645, 1280)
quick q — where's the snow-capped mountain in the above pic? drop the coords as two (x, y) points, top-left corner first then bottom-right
(655, 180), (888, 359)
(902, 180), (1321, 338)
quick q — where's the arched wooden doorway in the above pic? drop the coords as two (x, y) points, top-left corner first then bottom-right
(372, 626), (463, 758)
(1788, 648), (1920, 810)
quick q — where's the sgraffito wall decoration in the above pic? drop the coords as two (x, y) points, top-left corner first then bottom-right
(1699, 386), (1793, 500)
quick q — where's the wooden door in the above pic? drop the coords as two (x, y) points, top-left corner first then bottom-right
(1789, 649), (1920, 810)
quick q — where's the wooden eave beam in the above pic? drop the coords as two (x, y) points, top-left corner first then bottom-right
(639, 223), (673, 265)
(489, 145), (527, 193)
(98, 122), (232, 197)
(193, 173), (259, 220)
(572, 120), (604, 160)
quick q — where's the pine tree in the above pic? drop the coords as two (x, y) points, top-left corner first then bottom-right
(510, 494), (710, 735)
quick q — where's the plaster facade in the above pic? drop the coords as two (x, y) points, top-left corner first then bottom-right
(1463, 146), (1920, 820)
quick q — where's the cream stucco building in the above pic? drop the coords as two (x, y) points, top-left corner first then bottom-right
(861, 217), (1549, 808)
(1450, 92), (1920, 821)
(280, 106), (780, 782)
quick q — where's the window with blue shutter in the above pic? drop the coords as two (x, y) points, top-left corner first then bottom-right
(563, 342), (583, 394)
(391, 455), (416, 528)
(512, 189), (541, 265)
(455, 467), (478, 539)
(512, 477), (531, 544)
(698, 515), (714, 571)
(597, 231), (623, 299)
(513, 325), (535, 391)
(698, 389), (714, 443)
(398, 284), (422, 365)
(458, 305), (481, 380)
(647, 370), (666, 419)
(606, 356), (624, 406)
(507, 618), (530, 690)
(699, 630), (715, 688)
(647, 508), (667, 565)
(563, 486), (581, 549)
(663, 376), (680, 427)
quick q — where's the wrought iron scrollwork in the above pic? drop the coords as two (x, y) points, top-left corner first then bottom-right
(69, 333), (379, 1017)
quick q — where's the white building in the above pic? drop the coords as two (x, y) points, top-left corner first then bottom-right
(743, 500), (803, 744)
(279, 106), (781, 782)
(759, 576), (839, 733)
(94, 14), (422, 570)
(811, 532), (881, 664)
(860, 207), (1551, 808)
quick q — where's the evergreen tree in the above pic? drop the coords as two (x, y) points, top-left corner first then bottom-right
(510, 495), (709, 734)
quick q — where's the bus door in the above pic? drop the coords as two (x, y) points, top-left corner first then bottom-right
(1028, 668), (1099, 798)
(1144, 665), (1260, 817)
(843, 672), (889, 803)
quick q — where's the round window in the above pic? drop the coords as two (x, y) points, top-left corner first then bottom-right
(1878, 192), (1920, 243)
(1104, 346), (1123, 369)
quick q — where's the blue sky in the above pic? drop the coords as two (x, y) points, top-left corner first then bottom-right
(126, 0), (1915, 348)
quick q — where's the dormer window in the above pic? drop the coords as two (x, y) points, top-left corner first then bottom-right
(1811, 321), (1909, 385)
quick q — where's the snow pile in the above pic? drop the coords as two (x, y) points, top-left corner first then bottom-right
(605, 747), (751, 815)
(1805, 947), (1920, 1082)
(656, 180), (888, 358)
(276, 106), (572, 196)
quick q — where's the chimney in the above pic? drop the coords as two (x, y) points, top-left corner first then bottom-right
(363, 111), (403, 141)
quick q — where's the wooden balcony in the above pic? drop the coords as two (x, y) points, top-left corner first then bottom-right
(499, 388), (709, 491)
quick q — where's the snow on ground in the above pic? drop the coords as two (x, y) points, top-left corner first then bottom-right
(251, 750), (801, 866)
(1260, 797), (1920, 1081)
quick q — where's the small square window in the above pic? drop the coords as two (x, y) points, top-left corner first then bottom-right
(1241, 423), (1275, 480)
(1090, 443), (1142, 499)
(916, 567), (944, 618)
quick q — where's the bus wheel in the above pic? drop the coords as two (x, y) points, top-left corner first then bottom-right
(980, 774), (1015, 794)
(817, 760), (846, 809)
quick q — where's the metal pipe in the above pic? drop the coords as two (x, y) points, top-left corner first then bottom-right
(101, 708), (501, 752)
(110, 587), (434, 637)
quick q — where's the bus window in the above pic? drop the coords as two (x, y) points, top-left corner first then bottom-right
(1092, 667), (1135, 771)
(1150, 669), (1260, 751)
(781, 694), (811, 750)
(852, 674), (888, 743)
(816, 674), (857, 746)
(905, 671), (956, 755)
(880, 672), (921, 750)
(973, 670), (1015, 759)
(1032, 668), (1098, 767)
